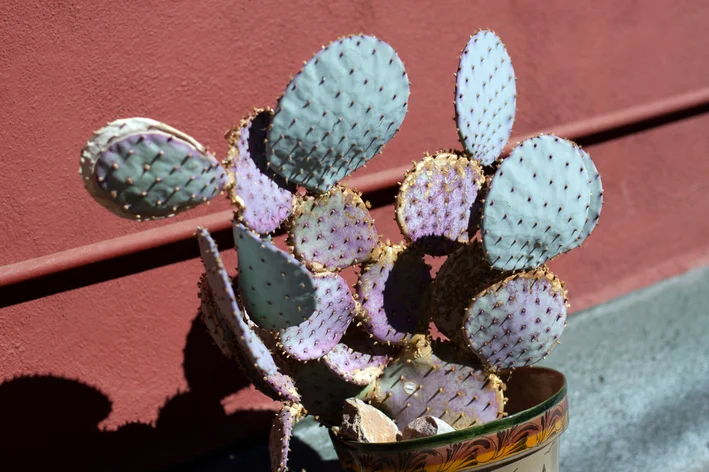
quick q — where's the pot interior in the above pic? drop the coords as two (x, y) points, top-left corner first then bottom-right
(500, 366), (566, 415)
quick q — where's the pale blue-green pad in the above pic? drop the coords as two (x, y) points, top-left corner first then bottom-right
(455, 30), (516, 166)
(233, 221), (317, 331)
(267, 34), (410, 193)
(481, 134), (591, 270)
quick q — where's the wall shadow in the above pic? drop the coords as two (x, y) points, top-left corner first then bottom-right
(0, 314), (277, 471)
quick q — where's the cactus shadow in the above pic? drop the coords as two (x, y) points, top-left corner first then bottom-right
(0, 313), (275, 471)
(382, 244), (434, 333)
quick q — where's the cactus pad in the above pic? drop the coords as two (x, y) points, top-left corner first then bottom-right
(395, 151), (484, 255)
(462, 266), (568, 371)
(289, 185), (378, 271)
(455, 30), (516, 166)
(357, 243), (433, 345)
(568, 147), (603, 250)
(362, 339), (505, 429)
(269, 403), (304, 472)
(430, 241), (505, 344)
(198, 273), (236, 358)
(481, 134), (592, 271)
(322, 328), (393, 386)
(196, 228), (300, 402)
(80, 117), (228, 220)
(278, 272), (357, 361)
(267, 34), (410, 193)
(233, 221), (317, 331)
(291, 360), (363, 427)
(225, 108), (296, 234)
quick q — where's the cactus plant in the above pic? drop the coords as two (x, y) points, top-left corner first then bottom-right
(80, 118), (229, 220)
(224, 107), (296, 234)
(79, 30), (602, 472)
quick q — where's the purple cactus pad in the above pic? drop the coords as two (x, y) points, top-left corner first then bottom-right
(278, 272), (357, 361)
(362, 339), (505, 429)
(357, 243), (433, 345)
(430, 241), (505, 345)
(322, 327), (393, 386)
(225, 108), (296, 234)
(289, 185), (378, 271)
(462, 266), (568, 370)
(269, 403), (303, 472)
(196, 228), (300, 402)
(395, 152), (484, 256)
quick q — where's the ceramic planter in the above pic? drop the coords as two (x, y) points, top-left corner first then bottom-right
(330, 366), (568, 472)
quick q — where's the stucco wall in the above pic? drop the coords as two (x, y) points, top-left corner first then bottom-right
(2, 0), (708, 469)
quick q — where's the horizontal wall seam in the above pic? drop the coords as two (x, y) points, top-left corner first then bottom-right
(1, 87), (709, 308)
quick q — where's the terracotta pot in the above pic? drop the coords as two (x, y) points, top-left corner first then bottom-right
(329, 366), (568, 472)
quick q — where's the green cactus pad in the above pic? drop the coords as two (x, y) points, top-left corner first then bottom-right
(269, 403), (304, 472)
(462, 266), (568, 370)
(267, 34), (410, 193)
(291, 360), (363, 427)
(196, 228), (300, 402)
(395, 151), (484, 255)
(289, 185), (378, 271)
(568, 147), (603, 250)
(360, 338), (505, 429)
(430, 241), (506, 345)
(455, 30), (516, 166)
(278, 271), (357, 361)
(481, 134), (592, 271)
(80, 117), (228, 220)
(233, 221), (317, 331)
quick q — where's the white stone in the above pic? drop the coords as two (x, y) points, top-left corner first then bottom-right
(339, 398), (399, 443)
(400, 416), (456, 440)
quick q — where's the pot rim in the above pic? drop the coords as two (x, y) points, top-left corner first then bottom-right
(330, 366), (567, 453)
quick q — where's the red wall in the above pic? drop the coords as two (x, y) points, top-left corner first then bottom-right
(2, 0), (709, 469)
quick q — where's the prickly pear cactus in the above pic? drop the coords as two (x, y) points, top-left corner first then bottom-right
(196, 228), (301, 402)
(266, 34), (410, 193)
(198, 272), (236, 359)
(455, 30), (516, 166)
(278, 271), (357, 361)
(269, 403), (304, 472)
(462, 266), (568, 371)
(225, 108), (296, 234)
(290, 360), (363, 427)
(361, 337), (505, 429)
(322, 328), (393, 386)
(429, 241), (505, 344)
(289, 185), (378, 271)
(481, 134), (592, 271)
(568, 146), (604, 250)
(80, 117), (228, 220)
(395, 151), (484, 255)
(357, 243), (433, 345)
(78, 28), (607, 472)
(233, 221), (317, 331)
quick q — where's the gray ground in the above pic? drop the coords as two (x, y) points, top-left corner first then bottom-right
(169, 265), (709, 472)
